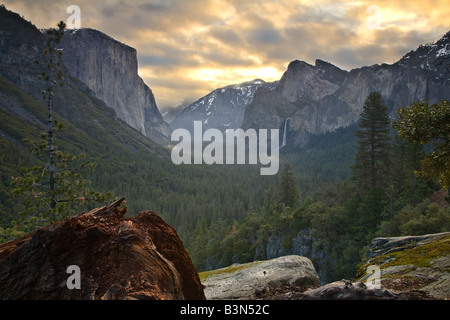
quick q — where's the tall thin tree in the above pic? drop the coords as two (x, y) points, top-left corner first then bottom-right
(42, 21), (66, 208)
(278, 164), (299, 208)
(12, 22), (114, 232)
(352, 92), (391, 191)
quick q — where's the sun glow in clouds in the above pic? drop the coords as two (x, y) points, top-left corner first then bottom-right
(3, 0), (448, 108)
(190, 67), (281, 85)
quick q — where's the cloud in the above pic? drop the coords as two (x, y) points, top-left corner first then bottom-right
(2, 0), (449, 108)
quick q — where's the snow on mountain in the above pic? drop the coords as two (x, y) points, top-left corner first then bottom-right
(170, 79), (273, 133)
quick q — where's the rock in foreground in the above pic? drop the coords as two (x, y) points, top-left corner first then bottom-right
(0, 199), (205, 300)
(357, 232), (450, 300)
(291, 280), (430, 300)
(200, 255), (320, 300)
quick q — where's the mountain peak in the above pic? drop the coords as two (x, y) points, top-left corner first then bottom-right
(170, 78), (267, 132)
(287, 59), (313, 71)
(242, 31), (450, 147)
(64, 28), (134, 52)
(60, 28), (171, 142)
(396, 30), (450, 75)
(279, 59), (342, 103)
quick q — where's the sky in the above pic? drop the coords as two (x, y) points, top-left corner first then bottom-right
(3, 0), (449, 109)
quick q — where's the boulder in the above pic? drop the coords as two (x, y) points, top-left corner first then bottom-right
(200, 255), (320, 300)
(356, 232), (450, 300)
(0, 199), (205, 300)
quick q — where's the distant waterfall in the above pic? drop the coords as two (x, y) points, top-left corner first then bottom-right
(281, 118), (289, 148)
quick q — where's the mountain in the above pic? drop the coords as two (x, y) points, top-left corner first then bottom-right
(60, 28), (172, 144)
(0, 6), (170, 217)
(170, 31), (449, 147)
(242, 32), (450, 146)
(161, 105), (185, 124)
(0, 7), (168, 154)
(0, 6), (277, 256)
(169, 79), (273, 133)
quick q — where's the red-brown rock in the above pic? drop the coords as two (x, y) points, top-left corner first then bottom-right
(0, 198), (205, 300)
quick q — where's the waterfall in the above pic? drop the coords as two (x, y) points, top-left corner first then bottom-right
(281, 118), (288, 148)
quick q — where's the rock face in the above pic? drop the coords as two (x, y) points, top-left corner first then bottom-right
(169, 30), (449, 148)
(0, 6), (165, 156)
(356, 232), (450, 300)
(200, 255), (320, 300)
(0, 199), (205, 300)
(60, 29), (171, 143)
(0, 7), (48, 93)
(241, 31), (450, 147)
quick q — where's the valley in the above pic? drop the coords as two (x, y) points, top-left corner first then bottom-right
(0, 4), (449, 294)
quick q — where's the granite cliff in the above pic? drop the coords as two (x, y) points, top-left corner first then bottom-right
(0, 199), (205, 300)
(60, 28), (171, 144)
(170, 32), (449, 147)
(241, 31), (450, 147)
(0, 6), (165, 156)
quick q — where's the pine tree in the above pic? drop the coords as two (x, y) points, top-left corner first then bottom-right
(278, 164), (299, 208)
(264, 185), (277, 213)
(11, 22), (114, 232)
(393, 100), (450, 190)
(389, 135), (431, 208)
(352, 92), (391, 191)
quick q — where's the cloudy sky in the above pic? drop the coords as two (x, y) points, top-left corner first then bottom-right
(3, 0), (449, 109)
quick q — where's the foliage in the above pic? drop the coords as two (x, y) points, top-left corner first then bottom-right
(1, 55), (448, 284)
(9, 22), (114, 233)
(277, 164), (299, 208)
(194, 95), (447, 282)
(393, 100), (450, 188)
(352, 92), (391, 191)
(378, 200), (450, 236)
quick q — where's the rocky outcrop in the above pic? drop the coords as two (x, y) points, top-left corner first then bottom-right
(0, 199), (205, 300)
(356, 232), (450, 300)
(200, 232), (449, 300)
(200, 255), (320, 300)
(251, 229), (332, 285)
(60, 29), (171, 143)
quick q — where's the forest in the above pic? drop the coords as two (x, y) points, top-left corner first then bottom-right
(185, 95), (450, 282)
(0, 39), (449, 283)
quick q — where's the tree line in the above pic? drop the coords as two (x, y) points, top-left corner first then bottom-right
(1, 22), (448, 282)
(187, 93), (450, 281)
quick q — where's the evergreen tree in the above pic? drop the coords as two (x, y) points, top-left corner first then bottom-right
(393, 100), (450, 190)
(352, 92), (391, 191)
(278, 164), (299, 208)
(388, 135), (431, 212)
(263, 185), (277, 213)
(11, 22), (114, 232)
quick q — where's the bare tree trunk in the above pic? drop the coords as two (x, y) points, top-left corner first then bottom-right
(47, 62), (56, 209)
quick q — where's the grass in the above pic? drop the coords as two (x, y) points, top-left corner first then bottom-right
(356, 234), (450, 280)
(198, 261), (263, 282)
